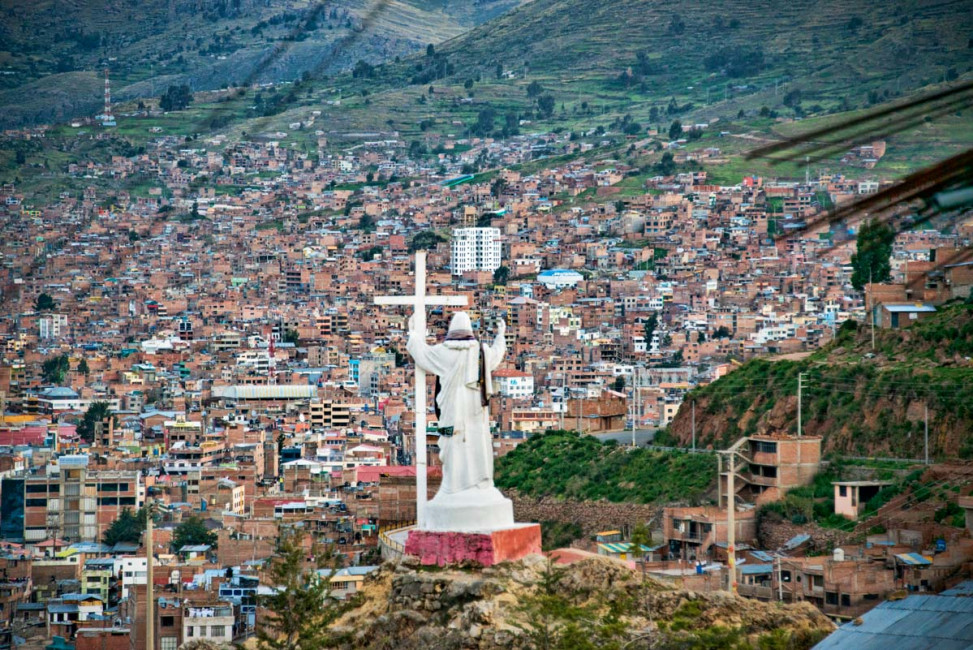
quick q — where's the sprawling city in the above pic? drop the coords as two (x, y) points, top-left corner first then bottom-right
(0, 0), (972, 648)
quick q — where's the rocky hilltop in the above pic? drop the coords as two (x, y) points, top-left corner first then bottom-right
(329, 555), (833, 649)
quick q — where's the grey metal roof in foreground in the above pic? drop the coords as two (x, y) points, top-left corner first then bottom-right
(814, 594), (973, 650)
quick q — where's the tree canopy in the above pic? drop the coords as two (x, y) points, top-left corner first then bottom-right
(35, 293), (55, 311)
(41, 355), (70, 384)
(103, 507), (147, 546)
(171, 515), (218, 551)
(409, 229), (447, 252)
(76, 401), (113, 443)
(257, 528), (344, 650)
(851, 219), (895, 291)
(160, 84), (193, 112)
(643, 313), (658, 344)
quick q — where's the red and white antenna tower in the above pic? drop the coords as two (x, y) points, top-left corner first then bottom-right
(101, 68), (116, 126)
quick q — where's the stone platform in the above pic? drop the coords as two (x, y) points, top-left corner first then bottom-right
(404, 523), (542, 567)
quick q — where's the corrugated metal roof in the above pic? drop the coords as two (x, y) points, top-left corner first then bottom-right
(741, 563), (773, 575)
(814, 595), (973, 650)
(941, 580), (973, 596)
(597, 542), (655, 554)
(895, 552), (933, 566)
(212, 385), (316, 400)
(883, 304), (937, 313)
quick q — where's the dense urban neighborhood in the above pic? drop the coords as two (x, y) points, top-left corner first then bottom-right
(1, 0), (973, 647)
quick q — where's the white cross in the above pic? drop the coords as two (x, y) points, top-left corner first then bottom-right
(374, 250), (467, 528)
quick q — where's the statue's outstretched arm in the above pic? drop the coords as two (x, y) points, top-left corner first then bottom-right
(486, 319), (506, 371)
(406, 314), (448, 375)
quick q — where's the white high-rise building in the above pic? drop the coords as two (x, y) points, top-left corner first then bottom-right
(39, 314), (68, 340)
(451, 227), (502, 275)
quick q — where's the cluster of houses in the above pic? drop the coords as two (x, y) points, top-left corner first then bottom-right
(0, 99), (970, 647)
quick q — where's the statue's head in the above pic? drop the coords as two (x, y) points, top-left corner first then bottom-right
(445, 311), (475, 341)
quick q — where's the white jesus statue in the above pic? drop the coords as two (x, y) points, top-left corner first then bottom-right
(406, 311), (515, 532)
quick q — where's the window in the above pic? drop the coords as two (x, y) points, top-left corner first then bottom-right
(825, 592), (838, 605)
(839, 486), (847, 497)
(811, 575), (824, 589)
(754, 441), (777, 454)
(210, 626), (225, 638)
(780, 571), (792, 583)
(186, 627), (194, 638)
(841, 594), (851, 607)
(161, 616), (174, 628)
(161, 637), (177, 650)
(25, 499), (46, 507)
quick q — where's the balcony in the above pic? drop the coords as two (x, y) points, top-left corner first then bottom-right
(737, 584), (774, 600)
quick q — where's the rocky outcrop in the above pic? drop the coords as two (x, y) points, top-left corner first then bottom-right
(330, 555), (834, 649)
(508, 494), (663, 537)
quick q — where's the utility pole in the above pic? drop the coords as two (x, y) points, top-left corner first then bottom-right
(797, 373), (805, 437)
(777, 554), (784, 601)
(691, 400), (696, 452)
(869, 268), (876, 351)
(726, 453), (736, 594)
(924, 404), (929, 465)
(145, 499), (155, 650)
(559, 368), (565, 431)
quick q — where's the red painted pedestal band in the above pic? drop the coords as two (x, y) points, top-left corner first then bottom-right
(404, 524), (542, 567)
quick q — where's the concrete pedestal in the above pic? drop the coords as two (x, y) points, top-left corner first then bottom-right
(405, 523), (542, 567)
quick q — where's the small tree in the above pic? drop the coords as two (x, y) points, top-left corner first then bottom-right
(537, 94), (556, 119)
(493, 265), (510, 286)
(257, 528), (343, 650)
(103, 507), (148, 546)
(613, 375), (626, 392)
(77, 358), (90, 376)
(41, 355), (71, 384)
(171, 515), (218, 551)
(77, 401), (113, 443)
(630, 523), (651, 580)
(851, 219), (895, 291)
(409, 229), (447, 252)
(643, 313), (658, 344)
(668, 119), (683, 140)
(35, 293), (55, 311)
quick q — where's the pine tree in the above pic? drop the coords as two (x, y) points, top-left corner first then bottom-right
(257, 529), (344, 650)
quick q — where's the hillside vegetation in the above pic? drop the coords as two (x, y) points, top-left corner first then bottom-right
(0, 0), (526, 127)
(495, 430), (716, 503)
(393, 0), (973, 125)
(667, 300), (973, 459)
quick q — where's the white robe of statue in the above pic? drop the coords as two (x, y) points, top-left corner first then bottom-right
(406, 312), (514, 532)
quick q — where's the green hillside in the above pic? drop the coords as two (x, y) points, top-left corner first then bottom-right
(495, 430), (716, 503)
(340, 0), (973, 135)
(666, 300), (973, 459)
(0, 0), (526, 128)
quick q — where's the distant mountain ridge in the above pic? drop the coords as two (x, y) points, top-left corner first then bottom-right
(425, 0), (973, 115)
(0, 0), (527, 128)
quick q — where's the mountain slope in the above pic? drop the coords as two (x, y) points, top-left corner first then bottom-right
(666, 300), (973, 459)
(0, 0), (527, 128)
(436, 0), (973, 101)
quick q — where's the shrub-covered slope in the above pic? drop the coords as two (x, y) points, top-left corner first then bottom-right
(495, 430), (716, 503)
(668, 300), (973, 458)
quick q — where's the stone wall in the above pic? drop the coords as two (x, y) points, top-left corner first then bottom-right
(507, 493), (662, 538)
